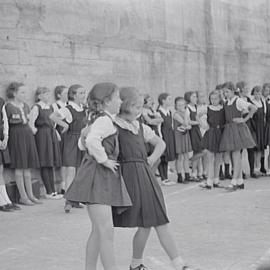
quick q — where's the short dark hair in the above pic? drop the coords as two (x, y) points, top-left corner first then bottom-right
(236, 81), (247, 92)
(184, 91), (196, 103)
(222, 81), (235, 91)
(54, 85), (67, 100)
(158, 93), (169, 106)
(68, 84), (83, 101)
(174, 96), (185, 110)
(6, 82), (24, 99)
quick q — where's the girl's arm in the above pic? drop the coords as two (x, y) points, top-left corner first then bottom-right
(85, 116), (119, 173)
(1, 105), (9, 149)
(233, 100), (257, 123)
(142, 111), (163, 126)
(147, 135), (166, 167)
(28, 105), (39, 134)
(50, 111), (69, 133)
(185, 108), (199, 126)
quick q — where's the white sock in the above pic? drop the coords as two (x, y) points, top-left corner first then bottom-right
(172, 256), (185, 270)
(130, 258), (143, 268)
(237, 178), (244, 185)
(0, 185), (11, 204)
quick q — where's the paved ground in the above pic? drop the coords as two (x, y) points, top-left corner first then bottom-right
(1, 177), (270, 270)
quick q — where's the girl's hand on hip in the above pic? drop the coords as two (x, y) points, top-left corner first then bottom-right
(102, 159), (119, 173)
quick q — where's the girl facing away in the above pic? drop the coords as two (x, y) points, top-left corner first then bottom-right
(65, 83), (132, 270)
(113, 87), (198, 270)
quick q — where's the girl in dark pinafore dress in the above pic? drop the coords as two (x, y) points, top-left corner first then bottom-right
(113, 87), (197, 270)
(157, 93), (176, 185)
(65, 83), (131, 270)
(219, 82), (257, 191)
(52, 85), (68, 194)
(50, 84), (86, 212)
(250, 86), (266, 174)
(0, 97), (21, 212)
(201, 90), (225, 189)
(184, 91), (204, 181)
(29, 87), (62, 199)
(173, 97), (192, 183)
(5, 82), (41, 206)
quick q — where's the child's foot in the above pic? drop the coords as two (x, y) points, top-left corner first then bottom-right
(213, 183), (224, 188)
(19, 198), (35, 206)
(237, 183), (245, 189)
(250, 172), (259, 179)
(46, 192), (63, 200)
(200, 182), (212, 189)
(225, 184), (238, 192)
(64, 202), (72, 213)
(6, 203), (21, 210)
(0, 204), (14, 212)
(72, 201), (84, 208)
(29, 197), (43, 204)
(161, 179), (176, 186)
(130, 264), (148, 270)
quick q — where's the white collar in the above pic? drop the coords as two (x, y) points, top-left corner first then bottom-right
(104, 110), (116, 121)
(56, 100), (66, 108)
(187, 104), (197, 111)
(68, 101), (83, 111)
(227, 96), (238, 105)
(38, 101), (50, 109)
(159, 106), (170, 115)
(115, 116), (140, 134)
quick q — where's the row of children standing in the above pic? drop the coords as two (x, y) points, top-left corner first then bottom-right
(0, 82), (87, 212)
(141, 81), (270, 191)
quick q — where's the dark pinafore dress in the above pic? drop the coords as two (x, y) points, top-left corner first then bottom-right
(65, 115), (132, 208)
(158, 110), (176, 161)
(34, 104), (61, 167)
(5, 102), (40, 169)
(219, 98), (256, 152)
(113, 122), (169, 228)
(0, 99), (10, 165)
(265, 100), (270, 147)
(251, 100), (265, 151)
(188, 107), (203, 154)
(62, 105), (86, 167)
(174, 112), (192, 154)
(201, 107), (225, 153)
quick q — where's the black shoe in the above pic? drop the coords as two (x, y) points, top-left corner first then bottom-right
(250, 173), (258, 179)
(200, 184), (212, 190)
(225, 174), (232, 180)
(237, 183), (245, 189)
(7, 203), (21, 210)
(0, 205), (13, 212)
(213, 183), (224, 188)
(60, 189), (65, 195)
(130, 264), (148, 270)
(72, 201), (84, 209)
(177, 174), (183, 183)
(260, 168), (267, 175)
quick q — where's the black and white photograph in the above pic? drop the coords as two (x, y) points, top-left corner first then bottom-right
(0, 1), (270, 270)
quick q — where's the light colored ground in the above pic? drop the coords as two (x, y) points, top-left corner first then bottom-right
(1, 177), (270, 270)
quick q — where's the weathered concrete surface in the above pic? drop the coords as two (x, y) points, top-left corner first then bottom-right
(0, 0), (270, 101)
(1, 178), (270, 270)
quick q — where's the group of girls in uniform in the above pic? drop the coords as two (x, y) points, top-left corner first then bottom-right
(141, 81), (270, 192)
(0, 82), (87, 212)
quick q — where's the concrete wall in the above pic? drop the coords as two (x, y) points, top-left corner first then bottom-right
(0, 0), (270, 102)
